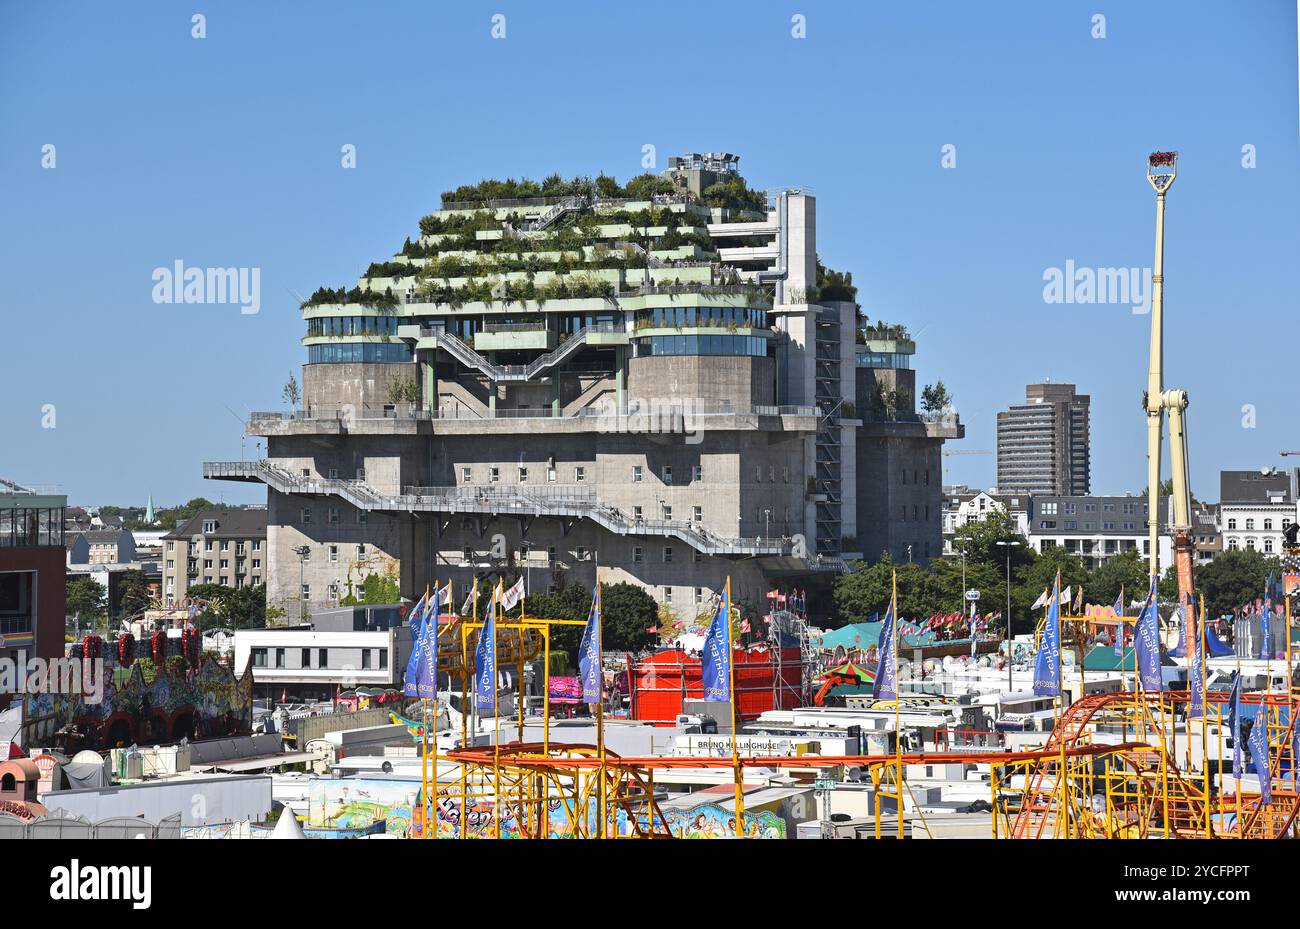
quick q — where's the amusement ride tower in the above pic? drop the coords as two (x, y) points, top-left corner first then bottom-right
(1143, 151), (1196, 607)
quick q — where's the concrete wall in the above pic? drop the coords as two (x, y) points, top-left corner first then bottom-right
(627, 355), (774, 407)
(304, 361), (416, 415)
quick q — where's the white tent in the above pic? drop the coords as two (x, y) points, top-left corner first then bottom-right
(268, 811), (307, 839)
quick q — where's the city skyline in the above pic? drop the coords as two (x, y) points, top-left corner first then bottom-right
(2, 1), (1297, 505)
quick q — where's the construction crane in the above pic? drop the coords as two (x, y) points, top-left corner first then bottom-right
(1142, 151), (1195, 609)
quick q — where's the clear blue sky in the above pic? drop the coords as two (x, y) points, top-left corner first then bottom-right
(2, 1), (1296, 507)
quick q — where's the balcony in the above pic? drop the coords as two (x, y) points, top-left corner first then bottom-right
(473, 322), (557, 352)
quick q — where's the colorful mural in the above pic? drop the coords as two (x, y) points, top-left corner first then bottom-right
(22, 656), (253, 753)
(307, 777), (787, 839)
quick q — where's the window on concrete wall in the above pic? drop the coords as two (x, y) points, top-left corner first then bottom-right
(575, 467), (586, 483)
(663, 546), (673, 563)
(633, 466), (643, 483)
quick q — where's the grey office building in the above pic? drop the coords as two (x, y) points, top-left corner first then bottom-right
(996, 383), (1090, 496)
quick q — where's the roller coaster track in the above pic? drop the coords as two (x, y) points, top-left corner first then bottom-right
(1012, 690), (1300, 839)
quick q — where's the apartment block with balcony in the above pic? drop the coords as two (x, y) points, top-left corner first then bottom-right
(996, 383), (1090, 496)
(204, 153), (960, 617)
(161, 508), (268, 605)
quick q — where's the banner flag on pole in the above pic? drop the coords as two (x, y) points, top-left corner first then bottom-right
(435, 582), (452, 609)
(412, 583), (440, 700)
(1032, 574), (1061, 697)
(474, 593), (497, 712)
(1188, 602), (1204, 719)
(1229, 673), (1243, 779)
(578, 587), (602, 705)
(406, 590), (429, 633)
(1031, 588), (1049, 610)
(1260, 573), (1274, 659)
(1248, 708), (1272, 806)
(461, 578), (477, 618)
(1113, 587), (1125, 656)
(502, 575), (526, 612)
(701, 585), (731, 702)
(403, 588), (430, 696)
(872, 585), (898, 700)
(1134, 576), (1163, 692)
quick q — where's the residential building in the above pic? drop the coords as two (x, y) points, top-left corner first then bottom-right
(203, 153), (959, 617)
(1219, 468), (1297, 556)
(232, 605), (411, 701)
(1191, 501), (1221, 565)
(65, 529), (137, 567)
(161, 508), (268, 605)
(0, 480), (67, 665)
(940, 487), (1030, 556)
(1027, 494), (1171, 571)
(996, 383), (1091, 496)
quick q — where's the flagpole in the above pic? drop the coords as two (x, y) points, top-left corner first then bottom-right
(893, 569), (903, 840)
(422, 582), (431, 840)
(1200, 595), (1210, 839)
(596, 574), (606, 838)
(727, 575), (745, 837)
(1235, 651), (1243, 838)
(460, 577), (473, 840)
(493, 579), (501, 839)
(517, 576), (526, 746)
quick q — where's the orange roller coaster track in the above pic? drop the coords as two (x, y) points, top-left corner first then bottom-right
(442, 689), (1299, 839)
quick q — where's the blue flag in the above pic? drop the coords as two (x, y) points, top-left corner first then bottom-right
(1113, 589), (1125, 656)
(474, 593), (497, 712)
(402, 591), (430, 692)
(578, 587), (602, 705)
(701, 588), (731, 702)
(1032, 575), (1061, 697)
(1229, 673), (1242, 780)
(403, 590), (431, 696)
(1187, 604), (1204, 719)
(412, 585), (440, 700)
(872, 588), (897, 700)
(1247, 708), (1271, 806)
(1259, 573), (1274, 660)
(1134, 577), (1162, 692)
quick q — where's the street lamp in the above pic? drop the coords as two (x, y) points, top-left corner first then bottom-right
(995, 539), (1021, 693)
(292, 545), (311, 624)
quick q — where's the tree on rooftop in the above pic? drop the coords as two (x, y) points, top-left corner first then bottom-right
(282, 373), (301, 408)
(921, 381), (953, 417)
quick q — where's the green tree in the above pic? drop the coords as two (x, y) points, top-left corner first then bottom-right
(920, 381), (952, 417)
(951, 511), (1034, 568)
(188, 583), (270, 630)
(1085, 548), (1150, 608)
(599, 582), (658, 653)
(340, 570), (401, 606)
(66, 576), (107, 633)
(1194, 548), (1281, 620)
(282, 372), (301, 408)
(117, 569), (152, 618)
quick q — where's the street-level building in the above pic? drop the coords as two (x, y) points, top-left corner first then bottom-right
(232, 605), (411, 702)
(161, 508), (268, 605)
(1219, 468), (1297, 557)
(1027, 494), (1171, 570)
(940, 487), (1030, 556)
